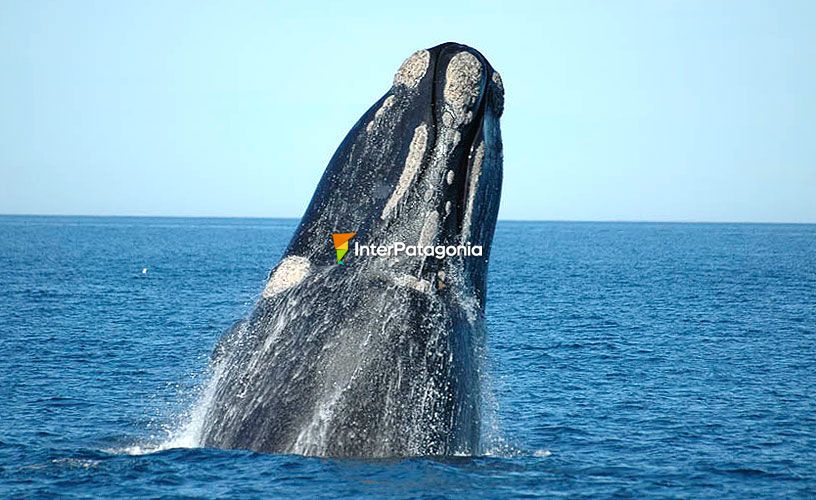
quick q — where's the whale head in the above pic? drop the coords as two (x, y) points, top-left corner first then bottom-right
(284, 42), (504, 305)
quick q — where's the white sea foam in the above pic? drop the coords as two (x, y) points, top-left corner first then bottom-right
(114, 363), (225, 456)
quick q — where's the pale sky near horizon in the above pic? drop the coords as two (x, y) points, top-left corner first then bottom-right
(1, 1), (814, 222)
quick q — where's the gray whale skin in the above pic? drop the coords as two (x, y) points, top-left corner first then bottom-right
(200, 42), (504, 457)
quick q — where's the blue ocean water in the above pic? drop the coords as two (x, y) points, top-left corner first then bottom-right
(1, 215), (814, 498)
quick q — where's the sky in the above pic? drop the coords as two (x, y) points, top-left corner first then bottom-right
(0, 1), (814, 222)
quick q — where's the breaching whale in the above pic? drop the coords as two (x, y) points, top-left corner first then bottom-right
(198, 42), (504, 457)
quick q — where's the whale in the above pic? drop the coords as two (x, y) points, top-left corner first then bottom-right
(198, 42), (504, 457)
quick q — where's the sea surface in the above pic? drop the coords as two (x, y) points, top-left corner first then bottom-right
(1, 216), (814, 498)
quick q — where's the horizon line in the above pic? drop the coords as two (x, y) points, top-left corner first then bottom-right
(0, 212), (814, 225)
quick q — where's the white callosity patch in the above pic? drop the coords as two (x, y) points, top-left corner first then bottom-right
(366, 95), (395, 133)
(418, 210), (440, 248)
(393, 273), (433, 294)
(490, 71), (505, 116)
(443, 52), (483, 128)
(393, 49), (430, 88)
(446, 170), (455, 185)
(436, 270), (447, 290)
(381, 123), (429, 219)
(491, 71), (504, 93)
(461, 142), (485, 243)
(262, 256), (311, 298)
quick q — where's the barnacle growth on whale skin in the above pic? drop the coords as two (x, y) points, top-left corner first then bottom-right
(393, 50), (431, 89)
(381, 123), (430, 220)
(262, 256), (311, 297)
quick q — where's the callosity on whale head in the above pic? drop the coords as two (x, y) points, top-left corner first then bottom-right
(198, 42), (504, 457)
(286, 41), (504, 305)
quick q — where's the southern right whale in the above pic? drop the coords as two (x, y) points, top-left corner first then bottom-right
(198, 42), (504, 457)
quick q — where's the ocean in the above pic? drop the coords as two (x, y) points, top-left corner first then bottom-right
(1, 216), (814, 498)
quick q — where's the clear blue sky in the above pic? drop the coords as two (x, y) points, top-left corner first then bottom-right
(1, 1), (813, 222)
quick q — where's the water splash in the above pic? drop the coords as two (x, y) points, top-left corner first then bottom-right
(116, 363), (226, 456)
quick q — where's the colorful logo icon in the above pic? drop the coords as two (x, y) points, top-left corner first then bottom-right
(331, 232), (357, 264)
